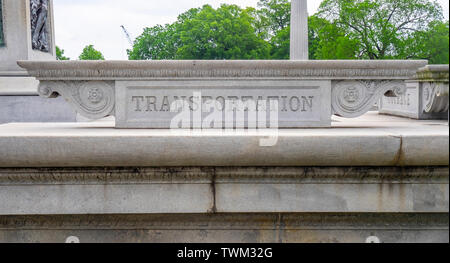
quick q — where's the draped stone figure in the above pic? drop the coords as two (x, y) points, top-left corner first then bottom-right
(0, 0), (5, 46)
(30, 0), (49, 52)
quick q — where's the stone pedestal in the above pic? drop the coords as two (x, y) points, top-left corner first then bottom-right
(0, 0), (75, 123)
(0, 0), (55, 72)
(0, 115), (448, 243)
(379, 65), (449, 120)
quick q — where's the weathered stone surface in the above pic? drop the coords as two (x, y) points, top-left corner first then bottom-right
(17, 60), (427, 128)
(0, 183), (212, 215)
(0, 167), (448, 216)
(0, 213), (447, 243)
(0, 72), (76, 123)
(0, 74), (39, 95)
(0, 113), (447, 167)
(216, 183), (448, 213)
(0, 96), (77, 124)
(380, 65), (449, 119)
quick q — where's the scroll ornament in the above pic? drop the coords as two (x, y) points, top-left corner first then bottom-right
(38, 81), (115, 119)
(332, 80), (407, 118)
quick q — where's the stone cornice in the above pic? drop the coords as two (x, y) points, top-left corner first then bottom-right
(0, 167), (448, 185)
(0, 213), (447, 230)
(17, 60), (427, 80)
(416, 64), (449, 82)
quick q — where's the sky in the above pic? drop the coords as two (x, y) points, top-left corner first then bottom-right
(54, 0), (450, 60)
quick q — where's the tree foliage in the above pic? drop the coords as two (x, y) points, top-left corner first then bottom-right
(128, 0), (448, 64)
(316, 0), (444, 60)
(79, 45), (105, 60)
(129, 4), (270, 60)
(56, 46), (70, 60)
(402, 20), (449, 64)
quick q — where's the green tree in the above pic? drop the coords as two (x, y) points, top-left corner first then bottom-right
(402, 20), (449, 64)
(317, 0), (444, 59)
(177, 4), (270, 59)
(128, 24), (179, 60)
(56, 46), (70, 60)
(128, 0), (448, 63)
(79, 45), (105, 60)
(129, 5), (270, 60)
(127, 7), (200, 60)
(269, 26), (290, 59)
(256, 0), (291, 38)
(309, 16), (359, 59)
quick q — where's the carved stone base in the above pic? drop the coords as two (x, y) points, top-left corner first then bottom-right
(380, 65), (449, 120)
(0, 166), (448, 243)
(18, 60), (427, 128)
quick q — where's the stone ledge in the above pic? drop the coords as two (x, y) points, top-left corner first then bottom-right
(0, 76), (39, 95)
(18, 60), (427, 80)
(0, 167), (448, 185)
(0, 116), (448, 167)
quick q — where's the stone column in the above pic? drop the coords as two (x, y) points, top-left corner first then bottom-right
(290, 0), (309, 60)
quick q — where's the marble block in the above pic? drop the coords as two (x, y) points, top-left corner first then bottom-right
(380, 65), (449, 119)
(18, 60), (428, 128)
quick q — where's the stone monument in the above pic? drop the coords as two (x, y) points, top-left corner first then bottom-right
(379, 65), (449, 119)
(0, 0), (75, 123)
(18, 60), (427, 128)
(1, 0), (447, 244)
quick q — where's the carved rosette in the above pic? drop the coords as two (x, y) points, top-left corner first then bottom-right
(332, 80), (407, 118)
(38, 81), (115, 119)
(422, 82), (449, 113)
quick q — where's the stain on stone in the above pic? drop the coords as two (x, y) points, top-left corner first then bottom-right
(391, 135), (404, 166)
(413, 185), (449, 211)
(242, 230), (260, 243)
(208, 168), (217, 214)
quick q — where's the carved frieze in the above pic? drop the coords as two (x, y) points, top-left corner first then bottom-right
(38, 81), (115, 119)
(30, 0), (50, 52)
(332, 80), (406, 118)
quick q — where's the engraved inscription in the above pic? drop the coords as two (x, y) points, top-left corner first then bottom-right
(384, 94), (411, 106)
(116, 81), (330, 128)
(130, 95), (314, 113)
(0, 0), (4, 46)
(30, 0), (50, 52)
(380, 84), (418, 116)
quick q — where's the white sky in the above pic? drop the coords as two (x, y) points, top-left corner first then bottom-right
(54, 0), (450, 60)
